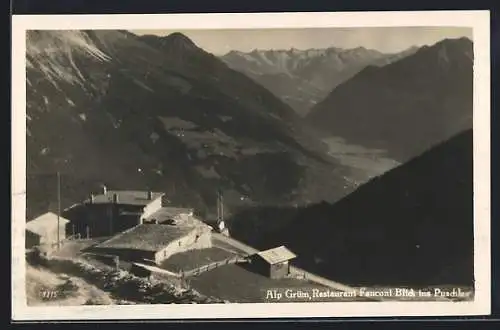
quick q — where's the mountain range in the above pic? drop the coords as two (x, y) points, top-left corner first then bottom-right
(25, 30), (475, 288)
(228, 129), (473, 287)
(221, 46), (418, 116)
(306, 37), (473, 162)
(26, 30), (353, 220)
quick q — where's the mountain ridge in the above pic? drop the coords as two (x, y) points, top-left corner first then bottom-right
(306, 37), (473, 162)
(26, 30), (353, 220)
(220, 45), (418, 115)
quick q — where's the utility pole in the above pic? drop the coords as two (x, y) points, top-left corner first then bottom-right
(216, 189), (224, 227)
(57, 171), (61, 250)
(220, 190), (224, 222)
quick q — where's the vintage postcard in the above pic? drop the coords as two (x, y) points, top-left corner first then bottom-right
(11, 11), (491, 320)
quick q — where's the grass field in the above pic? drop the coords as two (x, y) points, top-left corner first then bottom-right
(187, 263), (327, 303)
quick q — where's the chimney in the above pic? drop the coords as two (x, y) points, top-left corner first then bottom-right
(147, 191), (153, 200)
(103, 185), (107, 195)
(113, 193), (119, 204)
(89, 193), (95, 204)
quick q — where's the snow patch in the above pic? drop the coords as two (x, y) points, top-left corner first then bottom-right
(240, 53), (262, 65)
(194, 165), (221, 179)
(158, 116), (198, 130)
(218, 115), (233, 122)
(256, 52), (276, 67)
(132, 78), (154, 93)
(150, 132), (160, 143)
(26, 31), (112, 89)
(78, 113), (87, 121)
(106, 112), (121, 128)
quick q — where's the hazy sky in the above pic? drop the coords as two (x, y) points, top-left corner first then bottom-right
(130, 27), (472, 55)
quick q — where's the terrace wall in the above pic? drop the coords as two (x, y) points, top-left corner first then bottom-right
(154, 229), (212, 264)
(88, 247), (156, 263)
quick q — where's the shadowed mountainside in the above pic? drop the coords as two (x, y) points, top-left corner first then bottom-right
(26, 30), (353, 220)
(228, 129), (473, 287)
(306, 37), (473, 162)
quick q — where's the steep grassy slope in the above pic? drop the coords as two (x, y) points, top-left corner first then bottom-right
(26, 30), (351, 220)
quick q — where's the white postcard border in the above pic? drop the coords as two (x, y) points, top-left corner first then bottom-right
(11, 10), (491, 320)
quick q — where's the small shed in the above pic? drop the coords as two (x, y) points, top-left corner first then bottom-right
(249, 246), (297, 279)
(26, 212), (70, 250)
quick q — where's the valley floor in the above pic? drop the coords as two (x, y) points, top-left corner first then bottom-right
(322, 136), (400, 183)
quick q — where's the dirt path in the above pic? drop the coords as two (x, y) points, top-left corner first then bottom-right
(26, 264), (118, 306)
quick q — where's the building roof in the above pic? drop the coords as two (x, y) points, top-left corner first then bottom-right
(144, 207), (194, 223)
(92, 223), (202, 252)
(26, 212), (70, 236)
(87, 190), (165, 206)
(255, 246), (297, 265)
